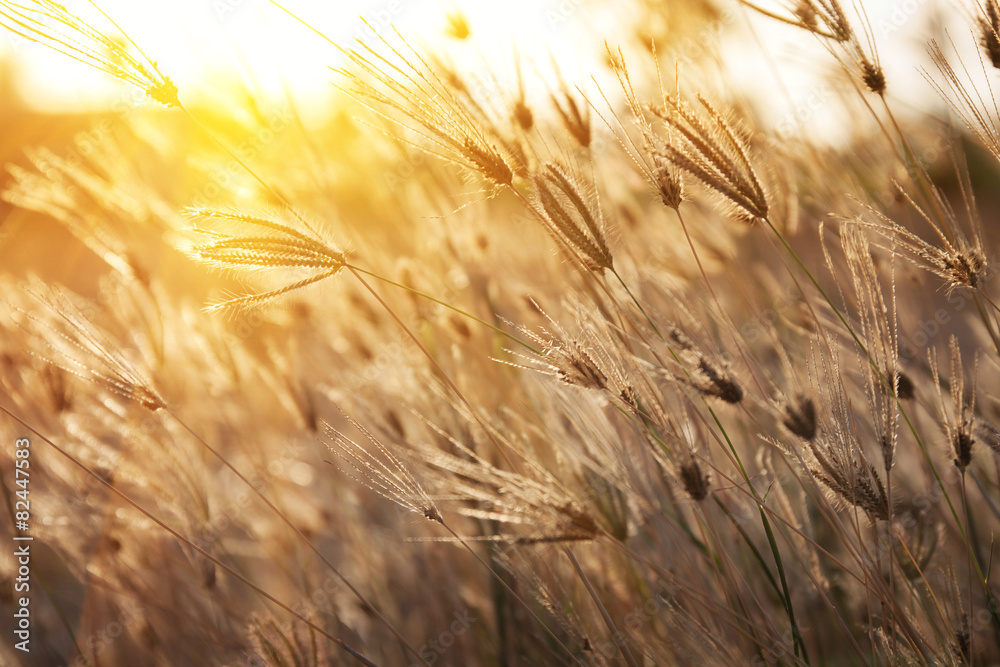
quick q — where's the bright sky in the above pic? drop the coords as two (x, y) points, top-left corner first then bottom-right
(0, 0), (621, 115)
(0, 0), (978, 142)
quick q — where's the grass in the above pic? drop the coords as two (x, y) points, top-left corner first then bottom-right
(3, 0), (1000, 664)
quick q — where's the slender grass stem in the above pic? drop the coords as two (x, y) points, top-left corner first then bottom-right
(0, 403), (378, 667)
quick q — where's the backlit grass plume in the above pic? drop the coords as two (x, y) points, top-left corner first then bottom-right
(185, 206), (347, 312)
(856, 192), (988, 295)
(532, 162), (614, 271)
(0, 0), (178, 106)
(14, 284), (165, 410)
(7, 0), (1000, 664)
(336, 31), (517, 189)
(651, 92), (768, 223)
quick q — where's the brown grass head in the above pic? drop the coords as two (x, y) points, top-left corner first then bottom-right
(930, 337), (978, 473)
(854, 190), (988, 295)
(532, 162), (614, 271)
(323, 412), (442, 524)
(978, 0), (1000, 68)
(779, 394), (818, 442)
(650, 93), (768, 223)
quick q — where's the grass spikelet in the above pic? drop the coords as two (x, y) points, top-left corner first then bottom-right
(418, 441), (600, 544)
(978, 0), (1000, 69)
(740, 0), (850, 40)
(804, 0), (852, 41)
(679, 457), (710, 501)
(444, 11), (470, 40)
(926, 39), (1000, 167)
(853, 190), (988, 294)
(532, 164), (614, 271)
(796, 343), (890, 522)
(323, 412), (442, 523)
(859, 54), (886, 96)
(601, 45), (685, 209)
(650, 93), (768, 222)
(335, 30), (519, 189)
(15, 285), (165, 410)
(743, 0), (885, 95)
(0, 0), (178, 105)
(550, 74), (591, 148)
(808, 435), (889, 521)
(666, 325), (744, 404)
(840, 223), (900, 473)
(779, 394), (818, 442)
(930, 337), (978, 472)
(185, 206), (346, 312)
(462, 137), (514, 187)
(501, 307), (631, 398)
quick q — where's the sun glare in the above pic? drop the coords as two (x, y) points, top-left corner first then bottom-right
(1, 0), (621, 115)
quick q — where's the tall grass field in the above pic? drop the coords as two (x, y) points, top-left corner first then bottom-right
(3, 0), (1000, 664)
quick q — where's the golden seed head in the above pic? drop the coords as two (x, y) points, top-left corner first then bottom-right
(445, 11), (470, 40)
(942, 248), (987, 290)
(147, 75), (180, 107)
(652, 153), (683, 209)
(463, 138), (513, 187)
(514, 100), (534, 131)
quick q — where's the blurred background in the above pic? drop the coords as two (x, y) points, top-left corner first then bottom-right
(3, 1), (1000, 665)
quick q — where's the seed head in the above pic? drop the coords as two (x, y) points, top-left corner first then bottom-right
(695, 358), (743, 404)
(651, 93), (768, 223)
(444, 11), (470, 40)
(893, 371), (915, 400)
(930, 337), (978, 474)
(551, 83), (591, 147)
(651, 152), (684, 209)
(185, 207), (346, 312)
(0, 1), (180, 106)
(979, 0), (1000, 69)
(781, 395), (817, 441)
(323, 413), (441, 524)
(679, 460), (710, 501)
(860, 56), (886, 95)
(16, 285), (165, 412)
(533, 163), (614, 271)
(463, 138), (514, 187)
(514, 100), (534, 131)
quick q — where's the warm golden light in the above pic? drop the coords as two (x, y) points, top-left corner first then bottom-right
(1, 0), (625, 114)
(4, 0), (1000, 665)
